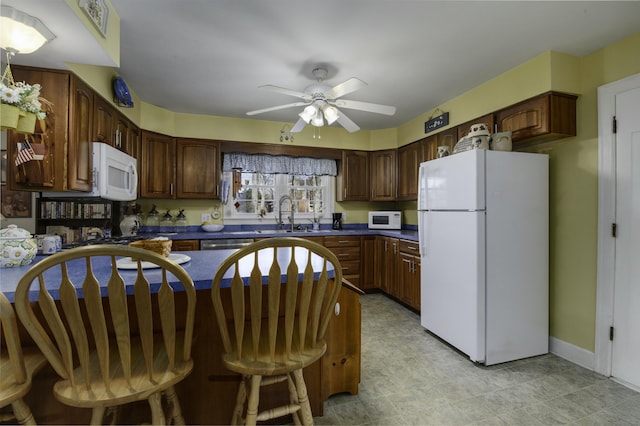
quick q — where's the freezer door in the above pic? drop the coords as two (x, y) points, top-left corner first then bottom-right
(418, 150), (485, 211)
(420, 210), (486, 362)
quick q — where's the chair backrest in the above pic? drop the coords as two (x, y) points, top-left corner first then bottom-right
(211, 237), (342, 364)
(0, 291), (28, 388)
(13, 245), (196, 393)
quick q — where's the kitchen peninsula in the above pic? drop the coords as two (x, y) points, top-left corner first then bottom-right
(2, 247), (363, 425)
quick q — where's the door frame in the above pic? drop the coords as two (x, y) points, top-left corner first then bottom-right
(594, 72), (640, 377)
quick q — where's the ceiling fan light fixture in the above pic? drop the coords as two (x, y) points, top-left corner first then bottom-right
(0, 5), (55, 54)
(299, 104), (317, 123)
(323, 105), (339, 125)
(311, 110), (324, 127)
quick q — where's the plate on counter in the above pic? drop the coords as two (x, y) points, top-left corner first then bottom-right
(116, 253), (191, 269)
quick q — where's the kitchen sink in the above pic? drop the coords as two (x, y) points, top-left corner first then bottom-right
(254, 229), (291, 234)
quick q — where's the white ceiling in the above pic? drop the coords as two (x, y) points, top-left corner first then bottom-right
(4, 1), (640, 131)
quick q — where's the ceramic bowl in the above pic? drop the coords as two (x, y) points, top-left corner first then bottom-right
(0, 224), (38, 268)
(202, 224), (224, 232)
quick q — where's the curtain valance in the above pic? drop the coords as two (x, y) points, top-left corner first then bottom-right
(222, 152), (337, 176)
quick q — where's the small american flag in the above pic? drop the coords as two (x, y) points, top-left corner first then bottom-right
(15, 140), (35, 166)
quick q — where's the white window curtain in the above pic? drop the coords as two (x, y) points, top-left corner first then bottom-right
(223, 152), (337, 176)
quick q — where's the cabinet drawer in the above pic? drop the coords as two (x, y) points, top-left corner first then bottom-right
(399, 240), (419, 254)
(328, 246), (360, 262)
(339, 260), (361, 276)
(324, 236), (361, 247)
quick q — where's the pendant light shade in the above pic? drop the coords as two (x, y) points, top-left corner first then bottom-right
(0, 6), (55, 54)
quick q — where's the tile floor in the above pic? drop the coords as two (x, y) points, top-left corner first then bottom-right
(315, 293), (640, 425)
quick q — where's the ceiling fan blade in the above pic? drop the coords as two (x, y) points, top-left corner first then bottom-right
(290, 117), (307, 133)
(246, 101), (309, 116)
(325, 77), (367, 99)
(259, 85), (312, 101)
(333, 99), (397, 115)
(335, 109), (360, 133)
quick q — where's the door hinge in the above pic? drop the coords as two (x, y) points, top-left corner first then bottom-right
(612, 116), (617, 134)
(609, 326), (614, 341)
(612, 223), (617, 238)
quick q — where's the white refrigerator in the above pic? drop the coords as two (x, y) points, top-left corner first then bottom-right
(418, 149), (549, 365)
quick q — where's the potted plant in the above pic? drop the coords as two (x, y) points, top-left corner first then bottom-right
(1, 63), (48, 134)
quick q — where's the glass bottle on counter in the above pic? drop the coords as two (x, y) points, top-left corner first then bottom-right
(175, 209), (187, 232)
(159, 210), (174, 233)
(145, 204), (160, 231)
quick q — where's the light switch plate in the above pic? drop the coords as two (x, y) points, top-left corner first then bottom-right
(201, 213), (212, 223)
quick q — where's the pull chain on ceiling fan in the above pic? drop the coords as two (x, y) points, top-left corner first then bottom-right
(246, 67), (396, 133)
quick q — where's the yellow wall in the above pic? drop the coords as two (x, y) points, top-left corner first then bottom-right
(68, 32), (640, 353)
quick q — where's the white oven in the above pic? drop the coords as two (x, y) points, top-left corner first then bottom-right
(368, 211), (402, 230)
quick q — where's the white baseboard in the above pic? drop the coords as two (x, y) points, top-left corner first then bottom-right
(549, 336), (595, 370)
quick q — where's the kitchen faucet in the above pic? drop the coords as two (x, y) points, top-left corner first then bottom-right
(278, 195), (295, 231)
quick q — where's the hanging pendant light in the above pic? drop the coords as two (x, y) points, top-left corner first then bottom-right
(0, 6), (56, 54)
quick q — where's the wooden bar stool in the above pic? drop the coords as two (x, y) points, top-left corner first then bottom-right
(13, 245), (196, 425)
(0, 292), (47, 425)
(211, 237), (343, 425)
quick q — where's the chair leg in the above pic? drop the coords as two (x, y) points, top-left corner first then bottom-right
(231, 376), (248, 426)
(292, 369), (314, 426)
(244, 375), (262, 426)
(90, 406), (106, 426)
(287, 373), (302, 426)
(148, 392), (166, 426)
(11, 398), (36, 425)
(164, 386), (186, 425)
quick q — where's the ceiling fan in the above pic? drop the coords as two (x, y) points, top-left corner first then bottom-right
(246, 67), (396, 133)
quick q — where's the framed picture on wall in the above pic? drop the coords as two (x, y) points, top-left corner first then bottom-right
(1, 185), (32, 218)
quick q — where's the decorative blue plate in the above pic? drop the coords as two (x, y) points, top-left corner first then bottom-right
(113, 77), (133, 107)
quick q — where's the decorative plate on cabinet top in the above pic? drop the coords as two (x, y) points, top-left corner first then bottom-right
(113, 77), (133, 107)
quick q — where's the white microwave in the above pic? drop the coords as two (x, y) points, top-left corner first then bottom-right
(48, 142), (138, 201)
(368, 211), (402, 230)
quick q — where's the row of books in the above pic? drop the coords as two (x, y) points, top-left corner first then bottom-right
(40, 201), (112, 219)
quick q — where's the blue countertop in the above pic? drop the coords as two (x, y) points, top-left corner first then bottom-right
(144, 227), (419, 242)
(1, 248), (334, 302)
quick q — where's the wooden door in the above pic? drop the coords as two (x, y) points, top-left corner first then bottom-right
(140, 131), (176, 198)
(421, 135), (437, 162)
(337, 150), (369, 201)
(175, 139), (220, 199)
(370, 149), (396, 201)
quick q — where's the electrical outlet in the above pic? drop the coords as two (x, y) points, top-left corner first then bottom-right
(201, 213), (212, 223)
(341, 212), (346, 221)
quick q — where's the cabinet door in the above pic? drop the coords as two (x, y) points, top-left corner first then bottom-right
(421, 135), (437, 162)
(6, 67), (69, 190)
(336, 150), (369, 201)
(68, 76), (93, 192)
(495, 92), (576, 146)
(175, 139), (220, 199)
(93, 96), (116, 146)
(114, 114), (130, 153)
(360, 236), (376, 291)
(370, 149), (396, 201)
(127, 122), (141, 159)
(375, 236), (398, 295)
(397, 142), (420, 200)
(140, 131), (176, 198)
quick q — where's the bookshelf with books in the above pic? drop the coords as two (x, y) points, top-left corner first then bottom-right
(36, 197), (114, 240)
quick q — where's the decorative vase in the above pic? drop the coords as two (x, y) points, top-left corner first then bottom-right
(15, 111), (37, 134)
(492, 131), (513, 151)
(120, 214), (140, 236)
(1, 104), (20, 130)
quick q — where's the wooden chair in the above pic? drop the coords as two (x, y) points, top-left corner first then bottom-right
(13, 245), (196, 425)
(211, 237), (343, 426)
(0, 292), (47, 425)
